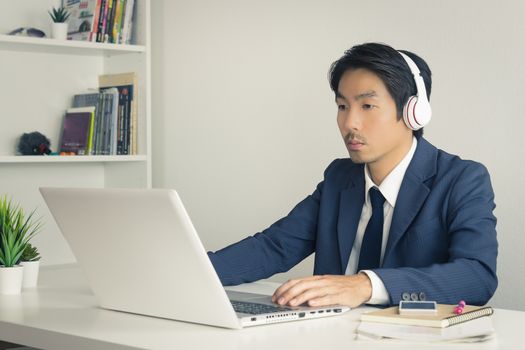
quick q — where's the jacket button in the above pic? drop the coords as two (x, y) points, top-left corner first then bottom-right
(401, 292), (410, 301)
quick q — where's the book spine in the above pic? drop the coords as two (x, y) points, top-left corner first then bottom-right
(104, 0), (115, 43)
(119, 88), (129, 154)
(96, 94), (105, 155)
(111, 104), (120, 155)
(112, 0), (125, 44)
(86, 110), (95, 154)
(121, 0), (135, 44)
(90, 0), (102, 42)
(106, 0), (118, 43)
(97, 0), (107, 42)
(117, 97), (124, 155)
(104, 93), (114, 155)
(131, 83), (137, 154)
(93, 93), (102, 154)
(124, 86), (131, 155)
(117, 0), (127, 44)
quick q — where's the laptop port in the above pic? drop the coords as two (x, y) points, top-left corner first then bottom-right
(333, 308), (342, 313)
(251, 317), (257, 321)
(298, 312), (305, 318)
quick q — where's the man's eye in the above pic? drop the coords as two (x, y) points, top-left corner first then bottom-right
(363, 104), (375, 110)
(338, 104), (348, 111)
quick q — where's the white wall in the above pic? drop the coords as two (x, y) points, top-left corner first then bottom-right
(151, 0), (525, 310)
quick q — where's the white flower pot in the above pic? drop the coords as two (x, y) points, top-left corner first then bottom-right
(0, 265), (24, 295)
(51, 22), (68, 40)
(21, 260), (40, 288)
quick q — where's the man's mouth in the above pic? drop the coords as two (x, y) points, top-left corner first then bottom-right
(347, 139), (364, 151)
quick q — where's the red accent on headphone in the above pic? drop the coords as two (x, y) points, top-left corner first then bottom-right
(405, 97), (417, 129)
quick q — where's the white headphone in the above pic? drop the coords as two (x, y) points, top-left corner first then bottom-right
(398, 51), (432, 130)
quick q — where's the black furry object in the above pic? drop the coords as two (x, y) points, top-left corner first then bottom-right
(18, 132), (52, 155)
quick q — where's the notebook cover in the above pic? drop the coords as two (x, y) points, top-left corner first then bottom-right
(360, 304), (494, 328)
(60, 107), (95, 155)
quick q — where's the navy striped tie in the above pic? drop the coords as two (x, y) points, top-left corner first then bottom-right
(357, 187), (386, 271)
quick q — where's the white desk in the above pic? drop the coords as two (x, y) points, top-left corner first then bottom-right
(0, 264), (522, 350)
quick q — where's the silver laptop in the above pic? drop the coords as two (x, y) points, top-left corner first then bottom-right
(40, 187), (349, 329)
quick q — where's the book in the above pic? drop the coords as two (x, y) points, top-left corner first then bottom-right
(72, 91), (104, 154)
(100, 88), (119, 154)
(97, 0), (109, 42)
(360, 304), (494, 328)
(65, 0), (99, 41)
(120, 0), (135, 44)
(104, 0), (116, 43)
(357, 316), (495, 343)
(89, 0), (102, 41)
(95, 0), (106, 42)
(60, 107), (96, 155)
(98, 72), (137, 155)
(111, 0), (125, 44)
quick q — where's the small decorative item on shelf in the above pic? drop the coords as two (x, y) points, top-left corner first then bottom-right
(20, 243), (41, 288)
(17, 131), (52, 155)
(48, 6), (70, 40)
(0, 196), (42, 295)
(6, 27), (46, 38)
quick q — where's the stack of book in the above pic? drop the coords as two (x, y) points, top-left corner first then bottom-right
(59, 72), (138, 155)
(65, 0), (135, 44)
(357, 304), (495, 343)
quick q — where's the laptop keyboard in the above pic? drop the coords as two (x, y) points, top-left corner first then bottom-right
(231, 300), (293, 315)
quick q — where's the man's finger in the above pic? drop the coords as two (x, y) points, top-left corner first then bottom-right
(274, 277), (325, 305)
(272, 275), (324, 302)
(272, 278), (302, 302)
(287, 284), (335, 306)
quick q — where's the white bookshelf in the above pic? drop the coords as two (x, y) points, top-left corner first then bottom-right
(0, 155), (147, 163)
(0, 0), (151, 265)
(0, 34), (146, 54)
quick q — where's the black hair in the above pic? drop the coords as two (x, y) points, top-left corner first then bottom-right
(328, 42), (432, 139)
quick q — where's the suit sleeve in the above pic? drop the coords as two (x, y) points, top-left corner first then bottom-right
(207, 161), (339, 286)
(373, 162), (498, 306)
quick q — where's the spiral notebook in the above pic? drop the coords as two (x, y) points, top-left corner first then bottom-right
(360, 304), (494, 328)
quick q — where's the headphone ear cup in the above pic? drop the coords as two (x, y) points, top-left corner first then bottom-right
(403, 95), (432, 131)
(403, 95), (419, 130)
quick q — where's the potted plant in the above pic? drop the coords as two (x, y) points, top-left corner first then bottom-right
(48, 6), (70, 40)
(20, 243), (41, 288)
(0, 196), (42, 294)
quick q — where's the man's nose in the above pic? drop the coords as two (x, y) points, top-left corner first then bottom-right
(341, 110), (361, 131)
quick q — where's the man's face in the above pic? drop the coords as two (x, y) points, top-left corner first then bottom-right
(336, 68), (412, 169)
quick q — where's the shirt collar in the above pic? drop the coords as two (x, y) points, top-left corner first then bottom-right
(364, 136), (418, 207)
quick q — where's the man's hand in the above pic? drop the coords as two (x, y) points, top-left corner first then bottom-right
(271, 273), (372, 308)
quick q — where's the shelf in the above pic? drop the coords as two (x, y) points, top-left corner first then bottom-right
(0, 155), (148, 164)
(0, 34), (146, 56)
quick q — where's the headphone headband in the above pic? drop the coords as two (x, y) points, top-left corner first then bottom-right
(398, 51), (432, 130)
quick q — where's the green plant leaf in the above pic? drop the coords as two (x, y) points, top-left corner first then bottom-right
(48, 6), (70, 23)
(0, 195), (43, 267)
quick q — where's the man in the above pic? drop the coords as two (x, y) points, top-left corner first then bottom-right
(207, 43), (498, 308)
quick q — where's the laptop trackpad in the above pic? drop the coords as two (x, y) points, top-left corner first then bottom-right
(226, 290), (274, 305)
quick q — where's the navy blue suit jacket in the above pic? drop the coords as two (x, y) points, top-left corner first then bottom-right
(208, 138), (498, 305)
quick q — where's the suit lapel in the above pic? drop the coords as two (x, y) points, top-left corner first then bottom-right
(337, 165), (365, 273)
(383, 138), (437, 265)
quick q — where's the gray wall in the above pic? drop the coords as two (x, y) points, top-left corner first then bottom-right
(151, 0), (525, 310)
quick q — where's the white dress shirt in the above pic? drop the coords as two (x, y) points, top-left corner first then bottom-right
(345, 137), (417, 304)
